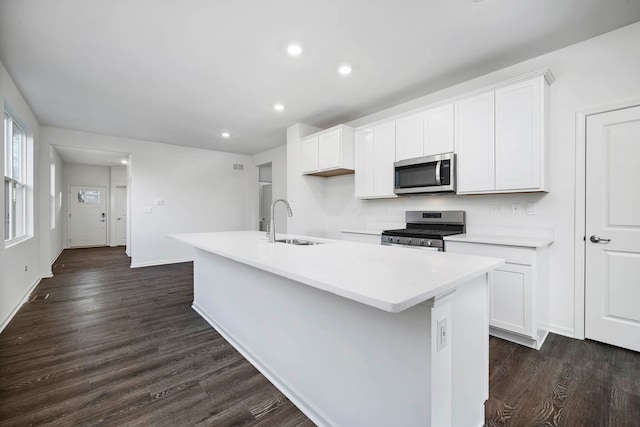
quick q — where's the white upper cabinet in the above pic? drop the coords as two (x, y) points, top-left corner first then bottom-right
(395, 104), (455, 161)
(495, 78), (544, 191)
(456, 71), (552, 194)
(423, 103), (454, 156)
(395, 113), (424, 162)
(301, 136), (319, 173)
(355, 121), (397, 199)
(301, 125), (355, 177)
(456, 92), (495, 193)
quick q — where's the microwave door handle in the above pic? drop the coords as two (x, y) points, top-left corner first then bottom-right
(435, 160), (442, 185)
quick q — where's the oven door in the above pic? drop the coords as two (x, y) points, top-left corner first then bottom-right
(381, 236), (444, 251)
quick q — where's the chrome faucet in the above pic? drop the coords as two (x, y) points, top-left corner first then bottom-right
(269, 198), (293, 243)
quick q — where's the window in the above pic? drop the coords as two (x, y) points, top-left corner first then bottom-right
(4, 111), (27, 242)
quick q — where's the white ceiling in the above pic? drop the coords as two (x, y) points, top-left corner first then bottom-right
(1, 0), (640, 156)
(54, 145), (129, 167)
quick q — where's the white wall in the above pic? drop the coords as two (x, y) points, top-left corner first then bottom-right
(253, 145), (287, 234)
(287, 22), (640, 338)
(50, 147), (64, 261)
(62, 163), (111, 248)
(286, 123), (326, 237)
(0, 59), (49, 332)
(43, 127), (254, 267)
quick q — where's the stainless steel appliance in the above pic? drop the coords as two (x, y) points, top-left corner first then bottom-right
(393, 152), (456, 195)
(381, 210), (465, 251)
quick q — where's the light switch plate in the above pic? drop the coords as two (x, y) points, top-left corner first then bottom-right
(511, 203), (521, 215)
(437, 318), (447, 351)
(526, 202), (535, 215)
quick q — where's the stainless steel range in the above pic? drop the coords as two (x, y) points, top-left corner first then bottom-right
(381, 211), (465, 251)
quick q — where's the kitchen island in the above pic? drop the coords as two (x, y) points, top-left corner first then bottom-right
(170, 231), (503, 427)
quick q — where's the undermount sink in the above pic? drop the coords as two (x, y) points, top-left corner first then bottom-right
(275, 238), (323, 246)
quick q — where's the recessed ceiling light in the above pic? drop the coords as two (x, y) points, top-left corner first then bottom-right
(274, 103), (285, 111)
(221, 132), (230, 138)
(120, 159), (128, 165)
(338, 64), (352, 76)
(287, 44), (302, 56)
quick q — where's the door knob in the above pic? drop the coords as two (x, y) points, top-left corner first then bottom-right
(590, 235), (611, 243)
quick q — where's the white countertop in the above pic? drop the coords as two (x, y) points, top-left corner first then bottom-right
(170, 231), (504, 313)
(444, 233), (554, 248)
(340, 229), (383, 236)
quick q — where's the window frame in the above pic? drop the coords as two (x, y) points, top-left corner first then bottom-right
(4, 111), (28, 244)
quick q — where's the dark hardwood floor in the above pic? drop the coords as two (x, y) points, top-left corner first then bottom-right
(1, 247), (638, 426)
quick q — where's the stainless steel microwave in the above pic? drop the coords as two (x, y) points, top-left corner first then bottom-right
(393, 153), (456, 195)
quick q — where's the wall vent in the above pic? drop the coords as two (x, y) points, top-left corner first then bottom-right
(233, 163), (245, 171)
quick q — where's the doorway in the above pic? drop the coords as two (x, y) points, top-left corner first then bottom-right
(68, 185), (107, 247)
(584, 105), (640, 352)
(258, 163), (273, 232)
(114, 185), (127, 246)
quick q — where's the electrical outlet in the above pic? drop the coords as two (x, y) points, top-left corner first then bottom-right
(490, 205), (498, 213)
(526, 202), (536, 215)
(511, 203), (521, 215)
(437, 318), (448, 351)
(24, 265), (28, 272)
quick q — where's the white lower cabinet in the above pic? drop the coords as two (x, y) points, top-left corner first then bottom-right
(446, 239), (550, 350)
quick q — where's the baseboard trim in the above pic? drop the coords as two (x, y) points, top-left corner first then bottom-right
(549, 324), (576, 339)
(51, 247), (64, 265)
(130, 257), (193, 269)
(0, 276), (43, 334)
(192, 303), (331, 427)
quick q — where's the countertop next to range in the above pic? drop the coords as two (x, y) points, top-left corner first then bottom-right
(444, 233), (554, 248)
(169, 230), (503, 314)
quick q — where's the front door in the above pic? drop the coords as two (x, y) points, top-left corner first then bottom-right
(68, 185), (107, 247)
(585, 105), (640, 352)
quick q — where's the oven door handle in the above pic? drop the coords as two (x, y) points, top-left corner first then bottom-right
(435, 160), (442, 186)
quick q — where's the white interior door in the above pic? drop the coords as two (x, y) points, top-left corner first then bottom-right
(115, 185), (127, 246)
(68, 185), (107, 247)
(585, 105), (640, 352)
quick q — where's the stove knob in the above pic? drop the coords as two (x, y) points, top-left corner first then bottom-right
(407, 239), (412, 244)
(427, 240), (432, 246)
(420, 239), (425, 245)
(395, 237), (401, 243)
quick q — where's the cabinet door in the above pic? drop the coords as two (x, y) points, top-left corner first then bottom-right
(423, 104), (454, 156)
(455, 92), (495, 193)
(318, 129), (341, 170)
(395, 113), (423, 161)
(495, 79), (542, 191)
(490, 264), (535, 338)
(374, 122), (396, 197)
(355, 128), (375, 198)
(301, 136), (319, 173)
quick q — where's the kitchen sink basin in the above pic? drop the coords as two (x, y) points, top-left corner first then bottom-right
(275, 238), (323, 246)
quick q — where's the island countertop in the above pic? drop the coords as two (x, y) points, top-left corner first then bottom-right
(170, 230), (504, 313)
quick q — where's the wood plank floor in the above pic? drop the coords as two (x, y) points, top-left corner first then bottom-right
(1, 247), (639, 426)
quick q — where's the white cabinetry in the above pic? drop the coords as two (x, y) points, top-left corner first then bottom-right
(395, 104), (455, 162)
(423, 103), (455, 156)
(395, 113), (423, 161)
(455, 93), (495, 193)
(456, 72), (552, 194)
(355, 121), (397, 199)
(301, 125), (355, 177)
(446, 238), (550, 350)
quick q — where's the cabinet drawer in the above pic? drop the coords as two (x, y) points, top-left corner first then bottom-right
(445, 241), (534, 265)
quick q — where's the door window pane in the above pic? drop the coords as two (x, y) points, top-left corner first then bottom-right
(77, 190), (101, 204)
